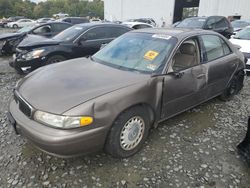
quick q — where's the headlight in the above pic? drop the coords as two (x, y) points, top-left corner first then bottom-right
(22, 49), (45, 60)
(34, 110), (93, 129)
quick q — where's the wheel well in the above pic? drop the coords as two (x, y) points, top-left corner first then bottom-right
(47, 52), (68, 60)
(112, 103), (156, 128)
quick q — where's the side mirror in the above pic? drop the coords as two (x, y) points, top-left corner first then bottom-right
(234, 44), (241, 50)
(100, 43), (107, 50)
(168, 70), (184, 78)
(205, 25), (213, 30)
(78, 38), (87, 46)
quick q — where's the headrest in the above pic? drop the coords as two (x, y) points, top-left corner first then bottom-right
(180, 43), (195, 55)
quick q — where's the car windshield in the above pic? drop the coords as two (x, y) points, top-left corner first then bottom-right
(53, 25), (87, 41)
(234, 27), (250, 40)
(231, 21), (250, 28)
(17, 26), (34, 33)
(176, 18), (206, 28)
(93, 32), (177, 74)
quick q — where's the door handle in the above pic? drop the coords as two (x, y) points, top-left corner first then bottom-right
(173, 71), (184, 78)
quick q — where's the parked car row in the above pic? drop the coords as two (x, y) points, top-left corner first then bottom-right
(0, 22), (72, 55)
(5, 19), (246, 158)
(10, 23), (132, 74)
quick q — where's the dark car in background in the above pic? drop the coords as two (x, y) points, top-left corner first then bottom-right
(7, 29), (245, 158)
(127, 18), (156, 26)
(11, 23), (132, 73)
(0, 22), (72, 55)
(176, 16), (233, 38)
(59, 17), (89, 25)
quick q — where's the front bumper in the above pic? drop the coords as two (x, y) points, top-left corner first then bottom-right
(11, 54), (46, 73)
(8, 100), (109, 157)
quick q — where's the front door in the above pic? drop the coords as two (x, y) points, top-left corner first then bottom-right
(73, 27), (114, 58)
(161, 37), (207, 119)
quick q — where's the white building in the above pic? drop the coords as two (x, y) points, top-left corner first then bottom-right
(104, 0), (250, 26)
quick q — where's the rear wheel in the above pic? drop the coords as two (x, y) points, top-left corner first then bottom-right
(105, 106), (151, 158)
(220, 70), (245, 101)
(46, 55), (66, 65)
(13, 24), (18, 29)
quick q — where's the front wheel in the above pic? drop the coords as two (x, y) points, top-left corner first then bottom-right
(105, 106), (151, 158)
(46, 55), (66, 65)
(220, 71), (245, 101)
(13, 24), (18, 29)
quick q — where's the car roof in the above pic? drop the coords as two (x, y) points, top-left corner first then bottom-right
(184, 16), (226, 20)
(122, 21), (153, 26)
(75, 22), (131, 29)
(131, 28), (218, 39)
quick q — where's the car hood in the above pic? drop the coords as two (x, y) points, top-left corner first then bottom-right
(18, 58), (150, 114)
(0, 32), (23, 40)
(18, 35), (60, 50)
(230, 38), (250, 53)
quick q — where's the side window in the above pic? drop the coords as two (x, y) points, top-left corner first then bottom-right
(214, 18), (228, 29)
(220, 38), (231, 55)
(83, 27), (107, 41)
(206, 18), (216, 29)
(51, 23), (70, 32)
(71, 19), (78, 24)
(201, 35), (230, 62)
(33, 25), (51, 34)
(133, 24), (151, 29)
(63, 18), (71, 23)
(172, 38), (200, 71)
(106, 27), (129, 38)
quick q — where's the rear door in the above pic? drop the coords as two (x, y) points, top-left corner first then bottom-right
(199, 34), (237, 98)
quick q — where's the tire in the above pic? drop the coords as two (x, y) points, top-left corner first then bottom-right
(13, 24), (18, 29)
(46, 55), (66, 65)
(15, 67), (24, 75)
(220, 70), (245, 101)
(105, 106), (151, 158)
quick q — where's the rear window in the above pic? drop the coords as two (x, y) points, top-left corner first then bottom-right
(177, 18), (206, 28)
(51, 23), (71, 32)
(53, 25), (87, 41)
(70, 18), (89, 24)
(201, 35), (231, 62)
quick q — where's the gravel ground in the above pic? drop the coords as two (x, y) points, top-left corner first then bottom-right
(0, 28), (250, 187)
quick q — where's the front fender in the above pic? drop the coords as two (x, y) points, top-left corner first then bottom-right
(63, 77), (164, 130)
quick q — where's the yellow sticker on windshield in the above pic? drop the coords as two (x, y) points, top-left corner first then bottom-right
(144, 50), (159, 61)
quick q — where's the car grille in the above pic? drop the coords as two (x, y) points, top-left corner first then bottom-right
(14, 91), (32, 118)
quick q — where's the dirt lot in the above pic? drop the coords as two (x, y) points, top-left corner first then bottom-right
(0, 28), (250, 188)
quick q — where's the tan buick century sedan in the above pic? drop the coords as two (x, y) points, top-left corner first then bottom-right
(8, 28), (245, 158)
